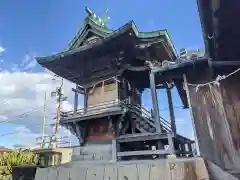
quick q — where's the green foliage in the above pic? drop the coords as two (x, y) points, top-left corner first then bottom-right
(0, 151), (38, 179)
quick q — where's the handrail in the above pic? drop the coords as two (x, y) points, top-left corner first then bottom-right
(129, 103), (172, 129)
(124, 105), (156, 128)
(123, 103), (172, 132)
(61, 100), (124, 117)
(61, 100), (173, 133)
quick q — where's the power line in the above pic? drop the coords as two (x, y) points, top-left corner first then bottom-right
(0, 131), (18, 137)
(1, 77), (55, 106)
(0, 98), (56, 124)
(0, 121), (57, 139)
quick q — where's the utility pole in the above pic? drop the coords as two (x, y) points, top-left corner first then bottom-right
(55, 78), (63, 139)
(51, 77), (66, 147)
(41, 92), (47, 148)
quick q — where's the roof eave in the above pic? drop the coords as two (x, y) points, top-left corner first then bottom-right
(37, 21), (178, 69)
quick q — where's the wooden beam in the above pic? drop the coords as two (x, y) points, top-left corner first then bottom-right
(168, 132), (175, 155)
(62, 108), (123, 122)
(209, 60), (240, 67)
(149, 71), (162, 133)
(73, 85), (78, 114)
(166, 87), (177, 134)
(84, 87), (88, 113)
(72, 86), (85, 95)
(73, 122), (83, 144)
(117, 150), (168, 157)
(117, 133), (168, 143)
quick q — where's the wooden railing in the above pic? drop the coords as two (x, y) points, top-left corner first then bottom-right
(60, 100), (124, 118)
(60, 100), (173, 132)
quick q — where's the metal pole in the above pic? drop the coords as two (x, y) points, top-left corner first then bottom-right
(149, 71), (162, 133)
(41, 92), (47, 148)
(183, 74), (200, 156)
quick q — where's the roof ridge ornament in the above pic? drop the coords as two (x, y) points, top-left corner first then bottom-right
(85, 7), (110, 28)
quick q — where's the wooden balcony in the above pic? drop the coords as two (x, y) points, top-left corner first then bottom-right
(60, 100), (124, 123)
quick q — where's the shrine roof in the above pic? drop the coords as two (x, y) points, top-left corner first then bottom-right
(36, 21), (177, 66)
(36, 7), (182, 101)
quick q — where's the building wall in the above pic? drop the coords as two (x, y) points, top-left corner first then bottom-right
(188, 73), (240, 171)
(57, 148), (73, 164)
(87, 82), (118, 106)
(87, 119), (114, 142)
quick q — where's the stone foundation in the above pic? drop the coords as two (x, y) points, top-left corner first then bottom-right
(34, 157), (210, 180)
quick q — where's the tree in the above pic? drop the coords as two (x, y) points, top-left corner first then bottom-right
(0, 150), (38, 179)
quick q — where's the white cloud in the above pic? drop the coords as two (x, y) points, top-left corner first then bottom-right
(11, 64), (20, 72)
(0, 46), (5, 54)
(15, 125), (31, 134)
(0, 71), (79, 145)
(0, 115), (8, 122)
(10, 54), (38, 72)
(22, 54), (37, 70)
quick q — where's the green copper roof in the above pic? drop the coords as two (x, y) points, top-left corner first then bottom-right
(84, 7), (110, 28)
(36, 20), (178, 65)
(65, 7), (113, 51)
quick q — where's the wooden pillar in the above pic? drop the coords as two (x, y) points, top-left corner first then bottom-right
(167, 132), (175, 155)
(73, 86), (78, 114)
(149, 71), (162, 133)
(183, 74), (200, 156)
(84, 87), (88, 113)
(109, 118), (117, 162)
(180, 143), (186, 157)
(73, 122), (83, 145)
(166, 86), (176, 134)
(188, 143), (193, 157)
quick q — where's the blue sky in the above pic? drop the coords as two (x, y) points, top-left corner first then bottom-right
(0, 0), (204, 148)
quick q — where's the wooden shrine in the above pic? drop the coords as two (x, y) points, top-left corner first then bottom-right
(36, 7), (194, 162)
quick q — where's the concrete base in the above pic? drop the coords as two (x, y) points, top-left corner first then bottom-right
(34, 157), (210, 180)
(206, 160), (239, 180)
(166, 154), (177, 159)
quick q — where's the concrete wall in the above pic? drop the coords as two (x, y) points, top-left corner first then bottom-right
(34, 158), (210, 180)
(12, 166), (37, 180)
(72, 144), (112, 161)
